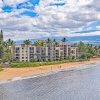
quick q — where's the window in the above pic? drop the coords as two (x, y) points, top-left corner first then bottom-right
(16, 57), (19, 59)
(16, 47), (19, 50)
(30, 48), (34, 53)
(71, 50), (75, 54)
(16, 47), (20, 53)
(16, 54), (19, 56)
(37, 50), (40, 53)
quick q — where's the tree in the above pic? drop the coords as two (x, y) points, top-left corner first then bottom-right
(78, 41), (100, 59)
(45, 56), (48, 62)
(6, 39), (15, 62)
(34, 41), (45, 46)
(33, 54), (37, 62)
(34, 41), (39, 46)
(23, 40), (31, 62)
(46, 38), (51, 44)
(61, 37), (68, 44)
(53, 39), (58, 46)
(2, 48), (11, 63)
(0, 44), (3, 59)
(53, 39), (56, 43)
(78, 41), (86, 52)
(6, 39), (15, 46)
(59, 55), (63, 61)
(0, 30), (3, 42)
(24, 39), (32, 45)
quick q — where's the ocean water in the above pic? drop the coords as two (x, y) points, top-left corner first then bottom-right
(0, 62), (100, 100)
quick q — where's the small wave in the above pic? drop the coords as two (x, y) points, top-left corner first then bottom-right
(12, 77), (22, 81)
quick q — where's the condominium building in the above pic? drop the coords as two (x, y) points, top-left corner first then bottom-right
(14, 42), (79, 62)
(68, 45), (79, 59)
(36, 46), (48, 62)
(14, 44), (36, 62)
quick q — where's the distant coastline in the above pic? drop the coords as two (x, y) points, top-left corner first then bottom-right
(15, 36), (100, 46)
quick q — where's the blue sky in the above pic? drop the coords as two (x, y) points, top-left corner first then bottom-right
(0, 0), (100, 41)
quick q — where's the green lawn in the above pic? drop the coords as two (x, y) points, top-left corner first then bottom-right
(11, 59), (89, 68)
(0, 66), (3, 71)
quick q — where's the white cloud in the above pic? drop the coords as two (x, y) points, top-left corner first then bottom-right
(0, 7), (30, 19)
(96, 26), (100, 30)
(4, 30), (50, 41)
(50, 30), (100, 37)
(67, 31), (100, 37)
(0, 0), (100, 41)
(3, 0), (28, 6)
(32, 0), (99, 36)
(0, 0), (3, 8)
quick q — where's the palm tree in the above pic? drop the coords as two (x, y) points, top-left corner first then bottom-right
(53, 39), (58, 46)
(46, 38), (51, 44)
(23, 39), (32, 62)
(6, 39), (15, 62)
(34, 41), (39, 46)
(34, 41), (44, 46)
(2, 41), (8, 47)
(53, 39), (56, 43)
(61, 37), (68, 44)
(24, 39), (32, 45)
(7, 39), (15, 46)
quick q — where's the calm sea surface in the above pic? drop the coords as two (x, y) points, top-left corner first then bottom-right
(0, 62), (100, 100)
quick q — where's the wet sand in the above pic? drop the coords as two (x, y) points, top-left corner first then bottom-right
(0, 58), (99, 81)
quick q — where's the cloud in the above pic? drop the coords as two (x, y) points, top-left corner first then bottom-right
(0, 0), (100, 41)
(96, 26), (100, 30)
(34, 0), (100, 32)
(3, 0), (28, 6)
(4, 30), (50, 41)
(68, 31), (100, 37)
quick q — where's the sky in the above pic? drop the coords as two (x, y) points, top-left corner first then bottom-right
(0, 0), (100, 41)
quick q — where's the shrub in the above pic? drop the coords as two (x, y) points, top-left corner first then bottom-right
(10, 58), (89, 68)
(11, 60), (70, 68)
(0, 66), (3, 71)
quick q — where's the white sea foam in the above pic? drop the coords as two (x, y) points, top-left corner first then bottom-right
(12, 77), (22, 81)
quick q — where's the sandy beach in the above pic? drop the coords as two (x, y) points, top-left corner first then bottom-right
(0, 58), (99, 81)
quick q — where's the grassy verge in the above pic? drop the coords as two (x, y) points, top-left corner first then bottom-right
(11, 59), (89, 68)
(0, 66), (3, 71)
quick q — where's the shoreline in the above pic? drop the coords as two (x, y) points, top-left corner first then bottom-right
(0, 58), (100, 82)
(0, 62), (97, 85)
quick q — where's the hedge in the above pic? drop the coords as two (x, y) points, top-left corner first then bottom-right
(11, 59), (88, 68)
(0, 66), (3, 71)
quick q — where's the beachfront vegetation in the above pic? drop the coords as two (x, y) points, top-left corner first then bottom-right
(0, 66), (3, 71)
(24, 39), (32, 45)
(78, 41), (100, 59)
(11, 59), (88, 68)
(0, 30), (15, 63)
